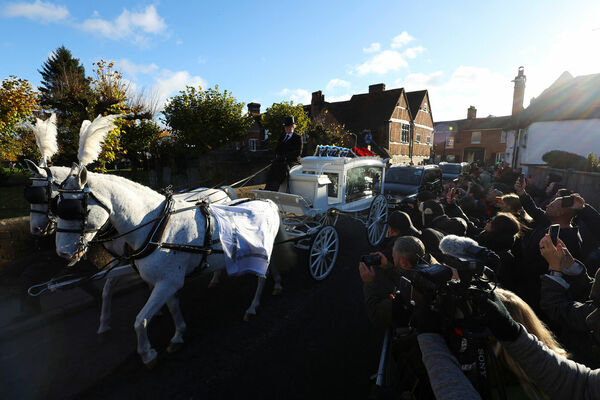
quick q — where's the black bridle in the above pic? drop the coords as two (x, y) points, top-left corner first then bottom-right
(24, 167), (59, 235)
(55, 184), (113, 255)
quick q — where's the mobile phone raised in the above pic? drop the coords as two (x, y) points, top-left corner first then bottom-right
(561, 196), (574, 208)
(548, 224), (560, 246)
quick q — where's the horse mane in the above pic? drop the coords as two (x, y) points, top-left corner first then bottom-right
(32, 113), (58, 166)
(86, 170), (164, 199)
(77, 114), (122, 167)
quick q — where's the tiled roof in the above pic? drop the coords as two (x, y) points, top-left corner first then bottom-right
(516, 73), (600, 127)
(406, 90), (427, 119)
(326, 88), (405, 132)
(435, 115), (513, 131)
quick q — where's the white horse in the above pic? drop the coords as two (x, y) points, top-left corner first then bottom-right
(54, 165), (285, 366)
(24, 114), (241, 336)
(24, 160), (241, 335)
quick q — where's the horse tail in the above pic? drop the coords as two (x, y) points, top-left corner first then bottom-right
(270, 222), (294, 274)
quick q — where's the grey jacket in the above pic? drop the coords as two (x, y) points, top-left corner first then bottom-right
(417, 327), (600, 400)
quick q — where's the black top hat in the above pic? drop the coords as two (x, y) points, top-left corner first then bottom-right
(283, 116), (295, 126)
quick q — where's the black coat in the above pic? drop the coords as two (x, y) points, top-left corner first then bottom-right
(266, 133), (303, 188)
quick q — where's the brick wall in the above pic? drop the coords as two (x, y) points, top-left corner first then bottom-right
(444, 129), (507, 163)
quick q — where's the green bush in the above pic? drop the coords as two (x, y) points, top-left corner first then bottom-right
(542, 150), (599, 172)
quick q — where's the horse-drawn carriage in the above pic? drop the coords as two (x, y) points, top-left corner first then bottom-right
(253, 151), (388, 280)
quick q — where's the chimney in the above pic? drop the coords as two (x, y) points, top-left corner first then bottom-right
(511, 66), (526, 116)
(311, 90), (325, 116)
(467, 106), (477, 119)
(369, 83), (386, 93)
(247, 102), (261, 116)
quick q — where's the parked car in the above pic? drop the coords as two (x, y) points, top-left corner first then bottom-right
(439, 162), (469, 183)
(382, 165), (442, 209)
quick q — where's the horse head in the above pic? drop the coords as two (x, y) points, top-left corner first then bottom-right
(55, 164), (112, 266)
(24, 159), (70, 236)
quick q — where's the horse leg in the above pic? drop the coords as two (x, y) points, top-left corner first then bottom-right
(270, 265), (283, 296)
(97, 276), (119, 334)
(243, 276), (266, 322)
(208, 270), (222, 288)
(165, 295), (187, 353)
(134, 281), (179, 367)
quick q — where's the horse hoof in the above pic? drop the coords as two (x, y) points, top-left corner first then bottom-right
(142, 349), (158, 369)
(243, 312), (250, 322)
(167, 342), (184, 354)
(272, 287), (283, 296)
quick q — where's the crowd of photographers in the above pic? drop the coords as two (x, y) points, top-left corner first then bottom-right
(359, 163), (600, 399)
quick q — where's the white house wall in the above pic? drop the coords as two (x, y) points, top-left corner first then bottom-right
(522, 119), (600, 165)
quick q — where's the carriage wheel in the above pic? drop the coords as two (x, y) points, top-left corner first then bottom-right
(318, 210), (339, 227)
(366, 194), (388, 247)
(308, 225), (339, 280)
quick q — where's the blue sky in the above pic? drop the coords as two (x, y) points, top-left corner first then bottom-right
(1, 0), (599, 121)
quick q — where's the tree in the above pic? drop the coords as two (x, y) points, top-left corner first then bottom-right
(38, 46), (92, 164)
(121, 119), (162, 172)
(261, 102), (309, 150)
(304, 111), (352, 155)
(162, 86), (250, 154)
(0, 76), (39, 160)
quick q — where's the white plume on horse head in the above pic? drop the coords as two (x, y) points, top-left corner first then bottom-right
(77, 114), (122, 167)
(31, 113), (58, 167)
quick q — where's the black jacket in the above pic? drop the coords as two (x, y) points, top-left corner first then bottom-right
(274, 133), (302, 166)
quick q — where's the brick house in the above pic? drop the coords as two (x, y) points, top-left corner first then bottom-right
(433, 67), (527, 166)
(243, 102), (269, 154)
(304, 83), (434, 164)
(434, 107), (512, 165)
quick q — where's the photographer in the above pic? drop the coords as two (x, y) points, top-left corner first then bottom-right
(359, 236), (426, 328)
(539, 235), (600, 367)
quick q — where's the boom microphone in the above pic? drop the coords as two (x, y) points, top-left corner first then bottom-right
(439, 235), (500, 270)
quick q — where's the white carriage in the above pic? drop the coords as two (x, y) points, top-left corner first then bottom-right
(253, 154), (388, 280)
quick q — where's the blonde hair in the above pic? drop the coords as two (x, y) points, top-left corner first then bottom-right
(495, 288), (569, 399)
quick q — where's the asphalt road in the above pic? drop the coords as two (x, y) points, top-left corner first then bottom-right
(1, 216), (385, 400)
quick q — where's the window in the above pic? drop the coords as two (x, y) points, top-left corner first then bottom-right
(416, 133), (421, 142)
(401, 124), (410, 143)
(248, 138), (257, 152)
(500, 131), (507, 143)
(471, 131), (481, 144)
(345, 166), (383, 202)
(422, 102), (428, 112)
(426, 135), (431, 144)
(326, 173), (339, 199)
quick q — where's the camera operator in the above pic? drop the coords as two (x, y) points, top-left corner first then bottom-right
(539, 235), (600, 367)
(359, 236), (427, 328)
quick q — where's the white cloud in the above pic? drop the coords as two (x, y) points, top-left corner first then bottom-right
(115, 59), (206, 111)
(154, 70), (207, 108)
(391, 31), (413, 49)
(176, 39), (183, 46)
(279, 88), (311, 105)
(404, 46), (425, 59)
(353, 50), (408, 75)
(197, 56), (206, 64)
(117, 59), (159, 79)
(395, 66), (513, 121)
(79, 5), (167, 45)
(363, 42), (381, 53)
(2, 0), (69, 23)
(395, 71), (444, 89)
(326, 78), (350, 91)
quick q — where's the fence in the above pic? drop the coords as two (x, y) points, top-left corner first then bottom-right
(524, 165), (600, 210)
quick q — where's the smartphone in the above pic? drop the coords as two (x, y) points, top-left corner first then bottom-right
(519, 173), (526, 185)
(548, 224), (560, 246)
(561, 196), (574, 208)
